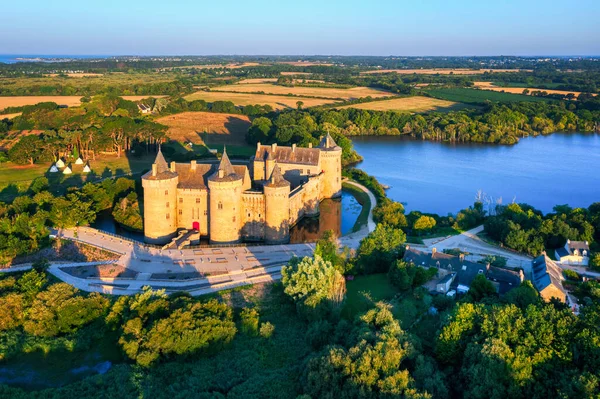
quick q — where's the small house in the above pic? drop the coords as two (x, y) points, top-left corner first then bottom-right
(82, 163), (91, 173)
(532, 254), (567, 303)
(555, 240), (590, 266)
(138, 103), (151, 114)
(436, 273), (455, 294)
(49, 165), (59, 173)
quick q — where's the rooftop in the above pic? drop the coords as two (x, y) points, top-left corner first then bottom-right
(255, 143), (321, 166)
(532, 255), (566, 296)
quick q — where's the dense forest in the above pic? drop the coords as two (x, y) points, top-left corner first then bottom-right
(248, 99), (600, 146)
(0, 218), (599, 398)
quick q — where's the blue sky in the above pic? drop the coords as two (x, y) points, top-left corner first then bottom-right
(1, 0), (598, 56)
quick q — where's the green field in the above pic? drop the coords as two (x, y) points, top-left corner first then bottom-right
(342, 273), (397, 318)
(492, 81), (564, 89)
(425, 87), (551, 104)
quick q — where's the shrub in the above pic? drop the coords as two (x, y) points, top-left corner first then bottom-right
(240, 308), (260, 336)
(259, 322), (275, 339)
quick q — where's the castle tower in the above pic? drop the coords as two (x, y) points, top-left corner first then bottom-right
(208, 148), (243, 244)
(141, 148), (179, 244)
(265, 147), (275, 182)
(318, 133), (342, 199)
(264, 164), (291, 244)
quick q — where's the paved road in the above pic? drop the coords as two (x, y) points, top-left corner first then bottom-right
(422, 225), (533, 274)
(16, 180), (378, 296)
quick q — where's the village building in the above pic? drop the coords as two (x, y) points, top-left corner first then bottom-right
(138, 103), (152, 114)
(532, 254), (567, 303)
(555, 239), (590, 266)
(403, 247), (523, 295)
(142, 134), (342, 245)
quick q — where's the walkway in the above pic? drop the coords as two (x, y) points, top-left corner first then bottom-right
(9, 182), (378, 297)
(422, 225), (533, 275)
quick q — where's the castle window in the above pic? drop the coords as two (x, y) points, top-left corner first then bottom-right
(165, 190), (168, 195)
(179, 198), (183, 203)
(166, 202), (169, 208)
(204, 210), (208, 216)
(166, 213), (170, 220)
(233, 216), (236, 222)
(178, 209), (182, 215)
(196, 198), (201, 204)
(248, 213), (251, 217)
(218, 202), (223, 210)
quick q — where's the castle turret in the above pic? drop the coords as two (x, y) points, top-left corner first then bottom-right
(265, 144), (276, 180)
(264, 164), (291, 244)
(141, 148), (179, 244)
(208, 148), (243, 244)
(318, 133), (342, 198)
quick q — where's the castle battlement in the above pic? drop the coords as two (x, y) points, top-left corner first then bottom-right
(141, 134), (342, 245)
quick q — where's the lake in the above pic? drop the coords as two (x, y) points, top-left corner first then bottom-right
(352, 133), (600, 215)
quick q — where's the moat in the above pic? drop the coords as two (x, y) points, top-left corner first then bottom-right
(352, 132), (600, 214)
(92, 190), (362, 244)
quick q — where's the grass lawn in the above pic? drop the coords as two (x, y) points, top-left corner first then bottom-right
(342, 182), (371, 232)
(342, 273), (397, 318)
(0, 155), (154, 202)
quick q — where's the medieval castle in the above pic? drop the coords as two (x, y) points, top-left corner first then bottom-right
(141, 134), (342, 245)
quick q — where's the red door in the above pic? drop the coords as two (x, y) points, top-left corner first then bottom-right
(192, 221), (199, 231)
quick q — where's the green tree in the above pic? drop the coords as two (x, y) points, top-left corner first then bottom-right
(355, 224), (406, 274)
(413, 215), (437, 235)
(281, 255), (346, 321)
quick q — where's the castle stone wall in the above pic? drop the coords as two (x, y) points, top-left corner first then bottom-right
(208, 179), (243, 244)
(241, 192), (266, 240)
(141, 176), (179, 244)
(264, 184), (290, 244)
(176, 188), (209, 236)
(319, 149), (342, 199)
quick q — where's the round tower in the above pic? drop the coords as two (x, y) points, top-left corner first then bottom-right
(318, 133), (342, 199)
(264, 164), (291, 244)
(208, 149), (243, 244)
(141, 149), (179, 244)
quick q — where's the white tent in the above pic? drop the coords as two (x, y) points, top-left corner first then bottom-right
(55, 158), (65, 168)
(83, 163), (91, 173)
(75, 157), (84, 165)
(49, 165), (59, 173)
(63, 165), (72, 175)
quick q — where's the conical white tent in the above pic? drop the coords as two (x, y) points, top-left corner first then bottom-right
(63, 165), (72, 174)
(75, 157), (84, 165)
(83, 163), (91, 173)
(49, 165), (59, 173)
(56, 158), (65, 168)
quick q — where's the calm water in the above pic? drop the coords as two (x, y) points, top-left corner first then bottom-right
(352, 133), (600, 215)
(93, 191), (360, 243)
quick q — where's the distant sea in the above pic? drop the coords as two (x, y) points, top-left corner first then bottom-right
(0, 54), (108, 64)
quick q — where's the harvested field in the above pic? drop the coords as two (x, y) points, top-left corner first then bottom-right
(237, 78), (278, 84)
(175, 62), (260, 69)
(44, 73), (104, 77)
(337, 96), (471, 113)
(184, 91), (338, 110)
(0, 95), (166, 111)
(280, 72), (313, 76)
(211, 83), (394, 99)
(0, 112), (21, 119)
(156, 111), (251, 146)
(277, 61), (333, 66)
(474, 81), (596, 97)
(361, 68), (531, 75)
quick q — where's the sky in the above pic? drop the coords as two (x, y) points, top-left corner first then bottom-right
(1, 0), (599, 56)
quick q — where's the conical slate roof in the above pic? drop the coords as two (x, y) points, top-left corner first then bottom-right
(63, 165), (72, 174)
(83, 163), (91, 173)
(55, 158), (65, 168)
(49, 165), (59, 173)
(210, 147), (241, 182)
(319, 132), (341, 150)
(265, 164), (290, 188)
(154, 147), (169, 174)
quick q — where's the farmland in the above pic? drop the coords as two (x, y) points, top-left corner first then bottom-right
(156, 111), (250, 146)
(210, 82), (394, 99)
(337, 96), (472, 113)
(184, 91), (338, 109)
(474, 81), (595, 97)
(361, 68), (532, 75)
(425, 87), (551, 104)
(0, 95), (166, 111)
